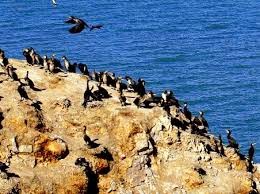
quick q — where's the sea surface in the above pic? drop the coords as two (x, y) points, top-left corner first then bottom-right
(0, 1), (259, 162)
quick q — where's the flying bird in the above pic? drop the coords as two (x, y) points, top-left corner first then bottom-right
(65, 16), (89, 34)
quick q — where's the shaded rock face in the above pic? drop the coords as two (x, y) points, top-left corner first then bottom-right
(0, 59), (259, 194)
(0, 111), (4, 130)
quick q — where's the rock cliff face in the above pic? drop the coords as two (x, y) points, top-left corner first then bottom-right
(0, 59), (259, 194)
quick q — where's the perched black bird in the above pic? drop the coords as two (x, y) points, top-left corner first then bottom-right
(92, 83), (111, 100)
(226, 129), (239, 149)
(247, 159), (254, 173)
(0, 57), (9, 67)
(0, 50), (9, 67)
(28, 48), (43, 65)
(116, 77), (127, 92)
(182, 102), (192, 121)
(82, 80), (98, 107)
(6, 65), (19, 81)
(163, 104), (171, 116)
(192, 111), (208, 133)
(26, 47), (43, 65)
(194, 167), (207, 176)
(171, 115), (184, 130)
(97, 84), (110, 98)
(17, 83), (29, 101)
(199, 111), (208, 128)
(65, 16), (89, 34)
(62, 56), (72, 72)
(23, 48), (33, 65)
(119, 91), (127, 106)
(249, 180), (259, 194)
(218, 134), (225, 156)
(125, 76), (136, 91)
(0, 161), (8, 172)
(91, 70), (99, 82)
(133, 97), (141, 108)
(83, 127), (100, 149)
(24, 71), (42, 91)
(90, 24), (103, 31)
(248, 143), (256, 161)
(51, 54), (62, 69)
(78, 63), (89, 75)
(136, 78), (146, 97)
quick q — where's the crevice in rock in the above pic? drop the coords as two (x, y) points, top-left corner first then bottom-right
(0, 111), (4, 129)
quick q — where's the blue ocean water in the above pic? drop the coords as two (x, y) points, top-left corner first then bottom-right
(0, 1), (259, 161)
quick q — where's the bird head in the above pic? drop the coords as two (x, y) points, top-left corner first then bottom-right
(69, 16), (75, 19)
(199, 111), (204, 116)
(226, 129), (231, 134)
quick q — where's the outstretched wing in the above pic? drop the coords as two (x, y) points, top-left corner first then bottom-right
(65, 19), (77, 24)
(78, 19), (89, 28)
(69, 24), (85, 33)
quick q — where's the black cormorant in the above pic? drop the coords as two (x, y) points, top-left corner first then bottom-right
(226, 129), (239, 149)
(248, 143), (256, 161)
(183, 102), (192, 121)
(65, 16), (89, 34)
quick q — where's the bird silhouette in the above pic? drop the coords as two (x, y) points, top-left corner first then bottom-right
(65, 16), (89, 34)
(226, 129), (239, 149)
(248, 143), (256, 161)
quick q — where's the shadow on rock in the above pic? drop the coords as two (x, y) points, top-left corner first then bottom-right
(75, 157), (99, 194)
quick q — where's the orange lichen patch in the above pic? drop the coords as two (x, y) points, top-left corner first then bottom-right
(94, 159), (110, 174)
(34, 137), (68, 163)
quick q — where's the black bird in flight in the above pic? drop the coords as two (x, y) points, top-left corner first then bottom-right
(65, 16), (103, 34)
(65, 16), (89, 34)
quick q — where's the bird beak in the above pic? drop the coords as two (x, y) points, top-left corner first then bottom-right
(252, 143), (256, 146)
(225, 129), (229, 133)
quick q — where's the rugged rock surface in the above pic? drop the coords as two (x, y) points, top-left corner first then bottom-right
(0, 59), (259, 194)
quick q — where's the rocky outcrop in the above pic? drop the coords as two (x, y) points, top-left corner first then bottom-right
(0, 59), (259, 194)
